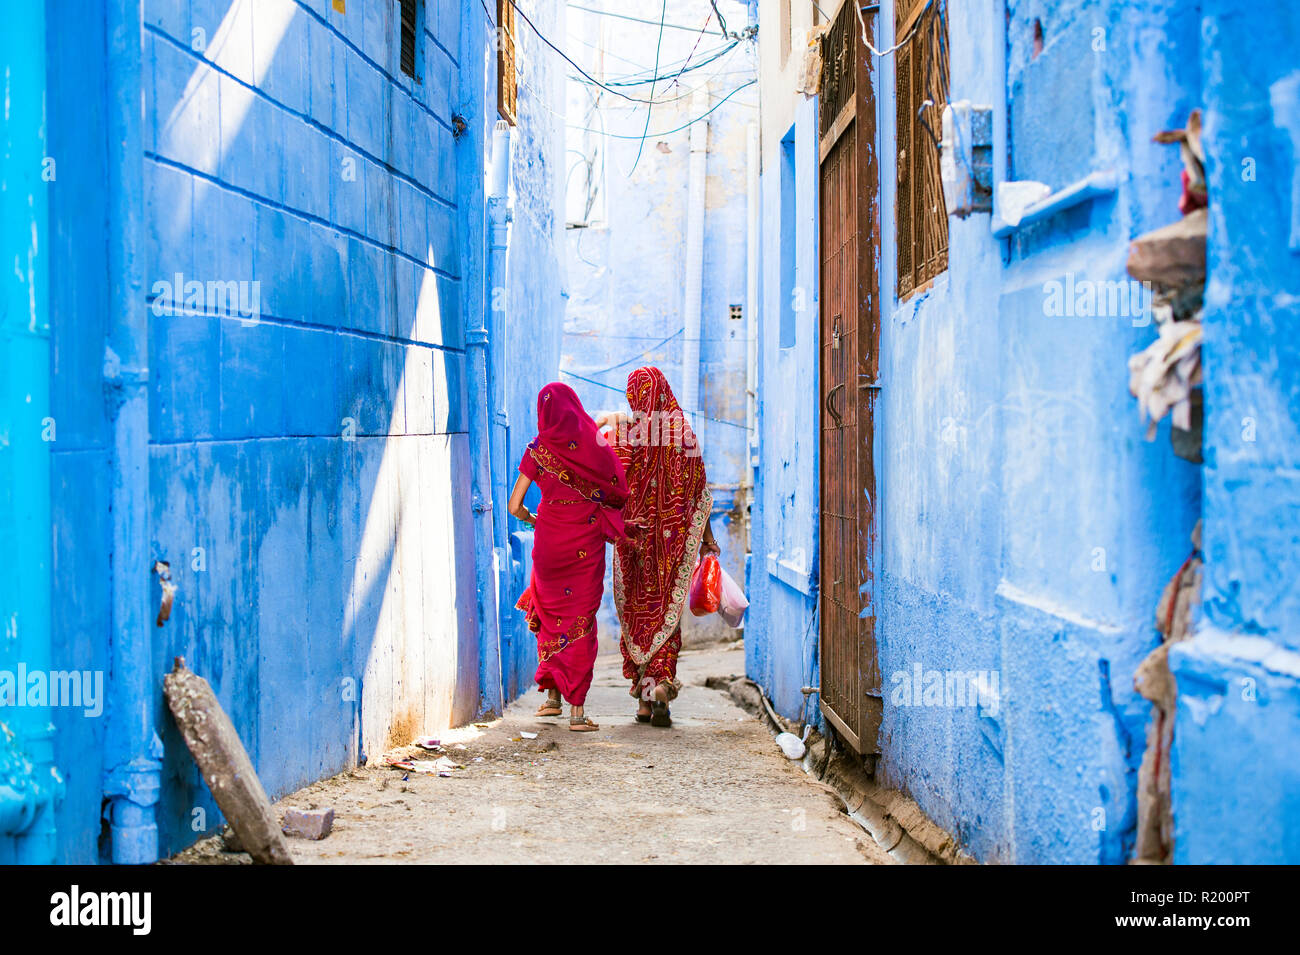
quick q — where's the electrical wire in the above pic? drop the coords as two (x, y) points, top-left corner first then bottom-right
(570, 42), (746, 111)
(505, 0), (668, 106)
(566, 331), (751, 343)
(565, 80), (757, 140)
(582, 328), (685, 376)
(560, 368), (748, 430)
(856, 0), (933, 58)
(629, 0), (669, 176)
(567, 3), (727, 35)
(594, 40), (739, 88)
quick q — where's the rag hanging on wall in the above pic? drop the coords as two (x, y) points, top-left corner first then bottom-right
(1126, 109), (1207, 464)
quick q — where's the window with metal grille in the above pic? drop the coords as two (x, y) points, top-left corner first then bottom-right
(498, 0), (518, 125)
(818, 0), (855, 140)
(398, 0), (421, 80)
(895, 0), (949, 298)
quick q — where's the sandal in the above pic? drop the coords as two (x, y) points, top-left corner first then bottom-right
(536, 695), (563, 717)
(635, 705), (652, 723)
(650, 700), (672, 727)
(569, 716), (600, 732)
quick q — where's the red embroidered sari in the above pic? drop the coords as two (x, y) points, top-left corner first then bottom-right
(611, 368), (711, 698)
(516, 383), (627, 706)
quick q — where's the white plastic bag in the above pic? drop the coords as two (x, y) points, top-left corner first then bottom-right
(718, 564), (749, 628)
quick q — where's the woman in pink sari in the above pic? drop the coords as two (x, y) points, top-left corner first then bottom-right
(600, 367), (718, 727)
(508, 382), (627, 731)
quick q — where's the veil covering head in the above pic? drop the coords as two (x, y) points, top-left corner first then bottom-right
(530, 381), (627, 508)
(618, 367), (705, 533)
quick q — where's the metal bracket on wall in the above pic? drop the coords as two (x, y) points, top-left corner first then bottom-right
(991, 169), (1119, 238)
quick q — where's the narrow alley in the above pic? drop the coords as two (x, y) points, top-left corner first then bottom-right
(1, 0), (1298, 906)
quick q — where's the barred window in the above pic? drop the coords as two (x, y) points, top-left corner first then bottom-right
(895, 0), (949, 298)
(398, 0), (421, 80)
(498, 0), (518, 125)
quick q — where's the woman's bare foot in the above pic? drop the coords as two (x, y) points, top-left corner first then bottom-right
(569, 705), (599, 732)
(536, 690), (562, 717)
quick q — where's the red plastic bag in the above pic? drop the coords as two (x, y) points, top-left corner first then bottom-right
(689, 554), (722, 616)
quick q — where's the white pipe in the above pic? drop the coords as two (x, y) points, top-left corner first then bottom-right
(681, 86), (710, 422)
(745, 122), (759, 460)
(744, 121), (759, 551)
(490, 119), (511, 203)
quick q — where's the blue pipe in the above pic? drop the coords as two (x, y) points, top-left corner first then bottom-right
(0, 0), (60, 864)
(488, 120), (515, 700)
(458, 4), (504, 718)
(100, 0), (162, 865)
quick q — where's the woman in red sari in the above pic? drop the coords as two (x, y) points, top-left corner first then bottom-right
(509, 382), (627, 731)
(600, 367), (719, 727)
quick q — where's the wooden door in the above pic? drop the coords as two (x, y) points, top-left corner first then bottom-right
(817, 0), (882, 755)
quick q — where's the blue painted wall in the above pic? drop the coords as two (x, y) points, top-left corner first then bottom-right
(1168, 0), (1300, 863)
(29, 0), (564, 862)
(496, 0), (570, 701)
(748, 0), (1286, 864)
(748, 92), (821, 721)
(0, 1), (60, 865)
(876, 0), (1203, 866)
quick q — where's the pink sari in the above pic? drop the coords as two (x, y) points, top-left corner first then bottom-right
(515, 383), (627, 705)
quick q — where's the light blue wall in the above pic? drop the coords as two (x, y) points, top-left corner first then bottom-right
(33, 0), (562, 862)
(1168, 0), (1300, 863)
(879, 0), (1203, 864)
(748, 94), (821, 720)
(751, 0), (1224, 863)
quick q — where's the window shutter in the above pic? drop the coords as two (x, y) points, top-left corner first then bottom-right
(498, 0), (518, 125)
(894, 0), (948, 298)
(896, 43), (914, 297)
(398, 0), (419, 79)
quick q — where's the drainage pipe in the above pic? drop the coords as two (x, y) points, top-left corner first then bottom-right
(680, 86), (710, 423)
(465, 116), (510, 719)
(487, 119), (513, 702)
(101, 0), (163, 865)
(743, 121), (759, 549)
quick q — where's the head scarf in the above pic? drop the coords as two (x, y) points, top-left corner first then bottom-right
(528, 382), (627, 508)
(618, 367), (706, 533)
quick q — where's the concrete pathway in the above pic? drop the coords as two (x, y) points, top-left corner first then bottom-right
(174, 643), (889, 865)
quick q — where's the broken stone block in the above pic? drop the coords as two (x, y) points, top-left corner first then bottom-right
(1126, 208), (1207, 289)
(163, 657), (293, 865)
(282, 807), (335, 840)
